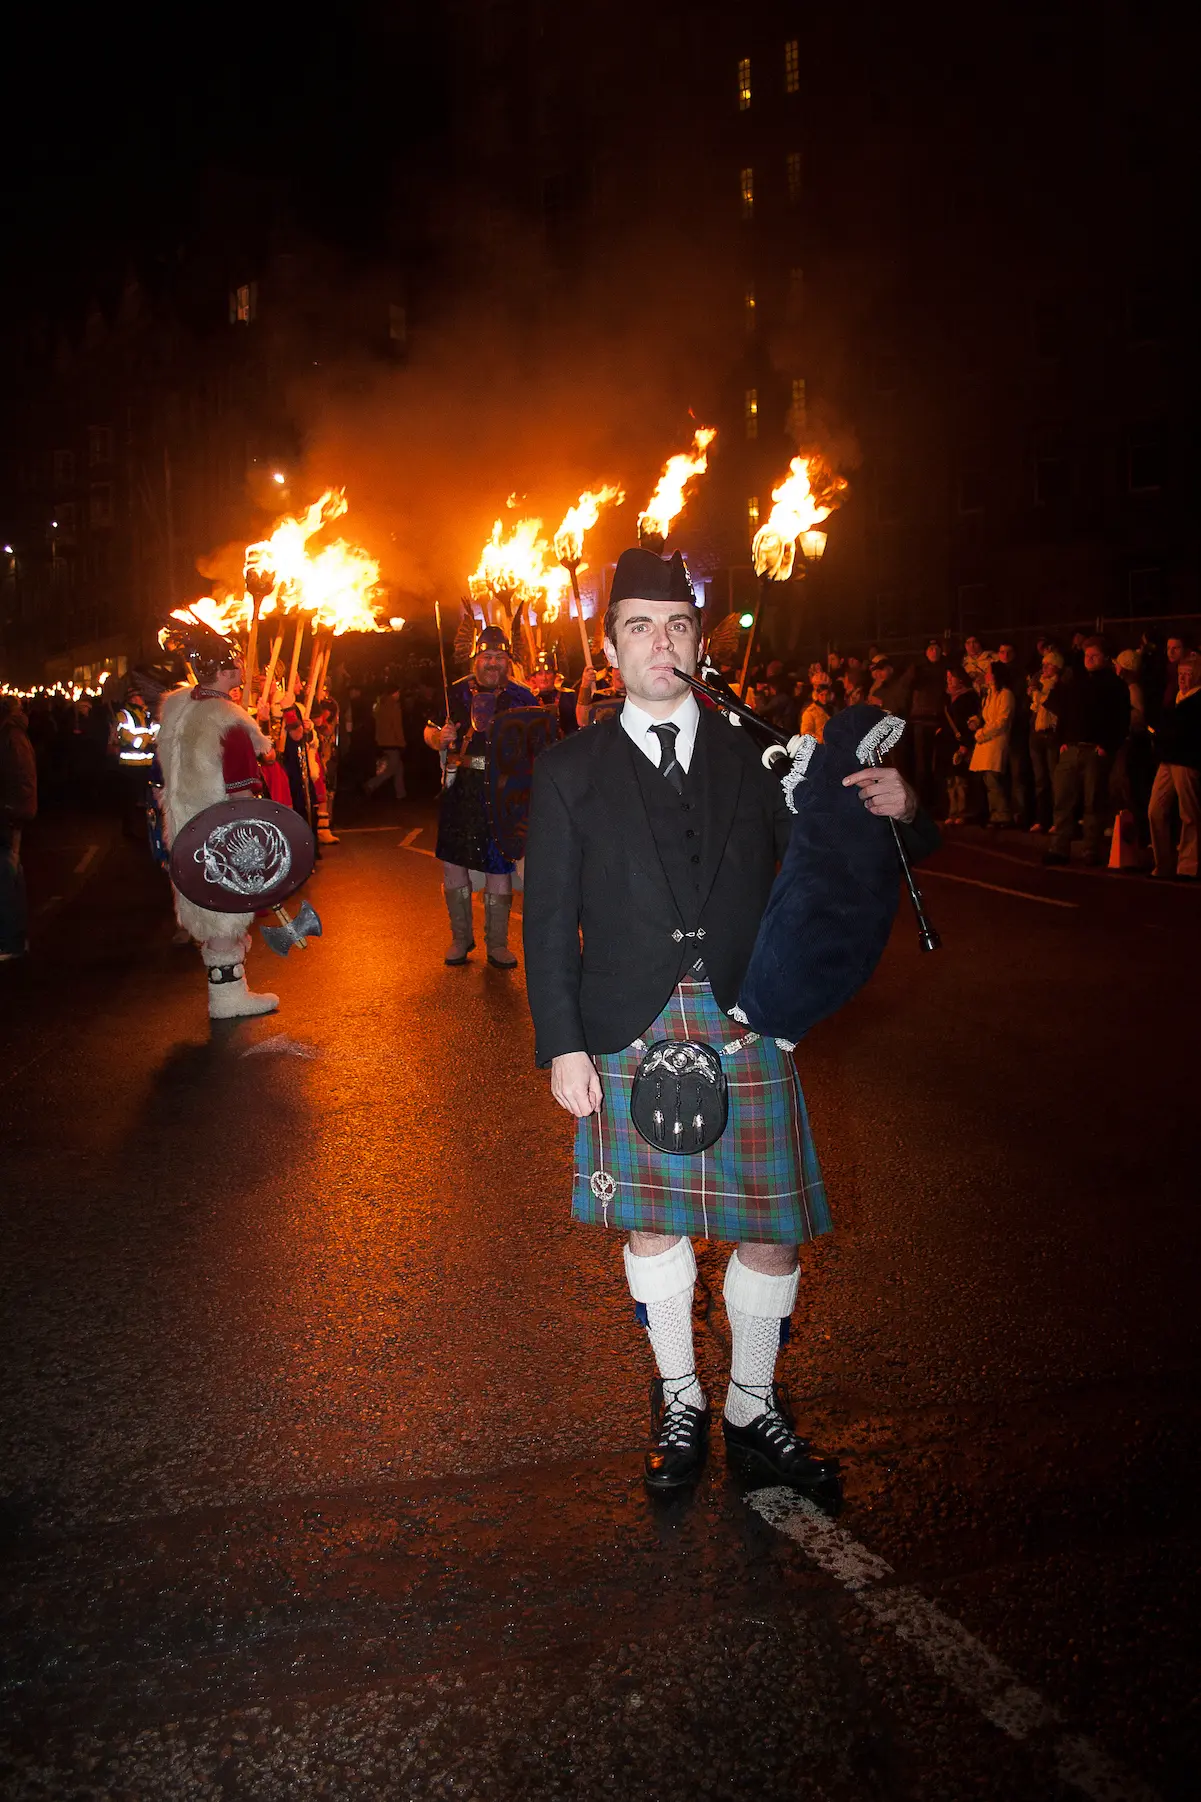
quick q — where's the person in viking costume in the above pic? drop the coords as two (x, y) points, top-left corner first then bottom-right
(424, 624), (535, 969)
(523, 548), (937, 1496)
(156, 618), (279, 1020)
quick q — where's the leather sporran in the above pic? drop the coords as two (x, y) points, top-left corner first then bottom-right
(630, 1039), (729, 1156)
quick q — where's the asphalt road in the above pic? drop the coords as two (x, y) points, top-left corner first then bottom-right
(1, 795), (1197, 1802)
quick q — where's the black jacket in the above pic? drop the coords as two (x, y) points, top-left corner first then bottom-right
(523, 707), (938, 1065)
(1049, 667), (1130, 755)
(1155, 688), (1201, 771)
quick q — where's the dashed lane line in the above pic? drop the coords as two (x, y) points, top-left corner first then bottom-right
(73, 844), (100, 875)
(922, 868), (1078, 909)
(749, 1488), (1159, 1802)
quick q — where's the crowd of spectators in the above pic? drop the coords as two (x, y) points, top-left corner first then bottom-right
(739, 629), (1201, 878)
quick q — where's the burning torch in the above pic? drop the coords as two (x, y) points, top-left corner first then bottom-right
(553, 485), (624, 674)
(242, 544), (276, 714)
(741, 453), (847, 695)
(638, 428), (716, 554)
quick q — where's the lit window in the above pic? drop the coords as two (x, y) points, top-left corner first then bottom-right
(784, 39), (800, 93)
(230, 282), (257, 325)
(791, 377), (808, 425)
(737, 57), (751, 111)
(740, 167), (754, 220)
(87, 427), (112, 468)
(744, 285), (756, 333)
(786, 150), (803, 204)
(748, 496), (760, 531)
(745, 388), (759, 440)
(787, 266), (805, 314)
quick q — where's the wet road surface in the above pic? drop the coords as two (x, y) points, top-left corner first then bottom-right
(1, 802), (1198, 1800)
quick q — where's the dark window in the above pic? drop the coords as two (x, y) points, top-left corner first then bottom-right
(56, 502), (77, 539)
(872, 351), (898, 393)
(89, 483), (113, 529)
(1033, 298), (1065, 360)
(1034, 453), (1071, 507)
(1127, 434), (1165, 493)
(88, 426), (112, 467)
(876, 464), (902, 524)
(957, 460), (986, 514)
(1127, 566), (1168, 616)
(53, 449), (75, 487)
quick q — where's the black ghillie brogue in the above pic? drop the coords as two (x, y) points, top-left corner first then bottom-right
(644, 1377), (710, 1491)
(722, 1384), (842, 1504)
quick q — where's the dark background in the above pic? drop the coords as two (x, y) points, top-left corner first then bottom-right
(1, 0), (1195, 682)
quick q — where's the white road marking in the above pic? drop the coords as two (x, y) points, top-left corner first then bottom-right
(946, 841), (1105, 876)
(73, 844), (99, 875)
(336, 825), (408, 833)
(923, 868), (1078, 909)
(400, 827), (423, 847)
(38, 895), (63, 915)
(749, 1489), (1160, 1801)
(399, 841), (437, 858)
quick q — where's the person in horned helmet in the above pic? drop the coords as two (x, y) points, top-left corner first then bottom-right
(424, 623), (536, 968)
(156, 616), (279, 1020)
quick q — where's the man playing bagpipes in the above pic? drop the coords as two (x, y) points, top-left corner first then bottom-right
(523, 548), (939, 1498)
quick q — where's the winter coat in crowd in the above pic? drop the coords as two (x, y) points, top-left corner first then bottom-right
(969, 686), (1015, 773)
(909, 656), (948, 722)
(934, 690), (980, 772)
(372, 692), (407, 749)
(1048, 667), (1130, 755)
(1154, 687), (1201, 771)
(0, 702), (38, 824)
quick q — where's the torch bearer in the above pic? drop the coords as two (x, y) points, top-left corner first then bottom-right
(242, 546), (276, 714)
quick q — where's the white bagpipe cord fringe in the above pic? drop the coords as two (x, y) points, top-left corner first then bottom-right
(780, 734), (819, 814)
(855, 712), (906, 763)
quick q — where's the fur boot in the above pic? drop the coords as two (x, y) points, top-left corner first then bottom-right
(202, 939), (278, 1019)
(443, 886), (475, 965)
(483, 891), (517, 969)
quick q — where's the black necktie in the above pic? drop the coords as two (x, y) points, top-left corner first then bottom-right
(649, 722), (683, 795)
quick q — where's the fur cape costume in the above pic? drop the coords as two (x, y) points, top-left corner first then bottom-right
(157, 685), (273, 941)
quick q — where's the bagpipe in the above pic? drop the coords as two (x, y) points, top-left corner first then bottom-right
(672, 660), (941, 1045)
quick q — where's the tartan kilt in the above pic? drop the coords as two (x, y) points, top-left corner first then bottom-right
(571, 978), (832, 1244)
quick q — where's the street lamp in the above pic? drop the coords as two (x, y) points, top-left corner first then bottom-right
(798, 529), (827, 563)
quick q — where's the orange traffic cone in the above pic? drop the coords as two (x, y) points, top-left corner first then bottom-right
(1108, 808), (1141, 871)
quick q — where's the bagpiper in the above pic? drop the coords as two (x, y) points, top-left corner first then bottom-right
(523, 548), (938, 1496)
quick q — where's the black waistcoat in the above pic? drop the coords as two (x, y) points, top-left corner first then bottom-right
(628, 730), (707, 946)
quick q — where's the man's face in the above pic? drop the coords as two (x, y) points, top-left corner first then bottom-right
(529, 669), (555, 697)
(947, 674), (968, 697)
(473, 647), (509, 690)
(604, 598), (700, 707)
(215, 663), (244, 697)
(872, 662), (892, 683)
(1083, 645), (1108, 673)
(965, 636), (982, 656)
(1178, 656), (1200, 694)
(925, 643), (941, 662)
(998, 644), (1017, 663)
(1167, 638), (1184, 664)
(1041, 657), (1060, 680)
(814, 683), (834, 705)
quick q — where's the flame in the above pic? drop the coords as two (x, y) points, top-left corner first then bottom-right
(638, 427), (717, 541)
(173, 490), (390, 641)
(751, 453), (849, 581)
(470, 515), (574, 624)
(552, 484), (625, 568)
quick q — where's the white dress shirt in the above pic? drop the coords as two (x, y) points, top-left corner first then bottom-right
(620, 692), (700, 775)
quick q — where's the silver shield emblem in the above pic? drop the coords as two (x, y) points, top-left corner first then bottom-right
(196, 818), (292, 898)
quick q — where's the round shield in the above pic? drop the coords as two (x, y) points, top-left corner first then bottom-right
(169, 797), (315, 910)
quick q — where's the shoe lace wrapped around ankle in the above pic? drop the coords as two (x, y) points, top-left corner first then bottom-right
(655, 1377), (701, 1447)
(729, 1380), (812, 1453)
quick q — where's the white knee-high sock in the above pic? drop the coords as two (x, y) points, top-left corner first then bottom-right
(624, 1239), (706, 1411)
(723, 1251), (799, 1426)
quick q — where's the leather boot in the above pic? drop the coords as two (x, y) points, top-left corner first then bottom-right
(443, 886), (475, 965)
(483, 891), (517, 968)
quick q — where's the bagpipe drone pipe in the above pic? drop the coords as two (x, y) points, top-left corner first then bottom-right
(671, 663), (941, 1044)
